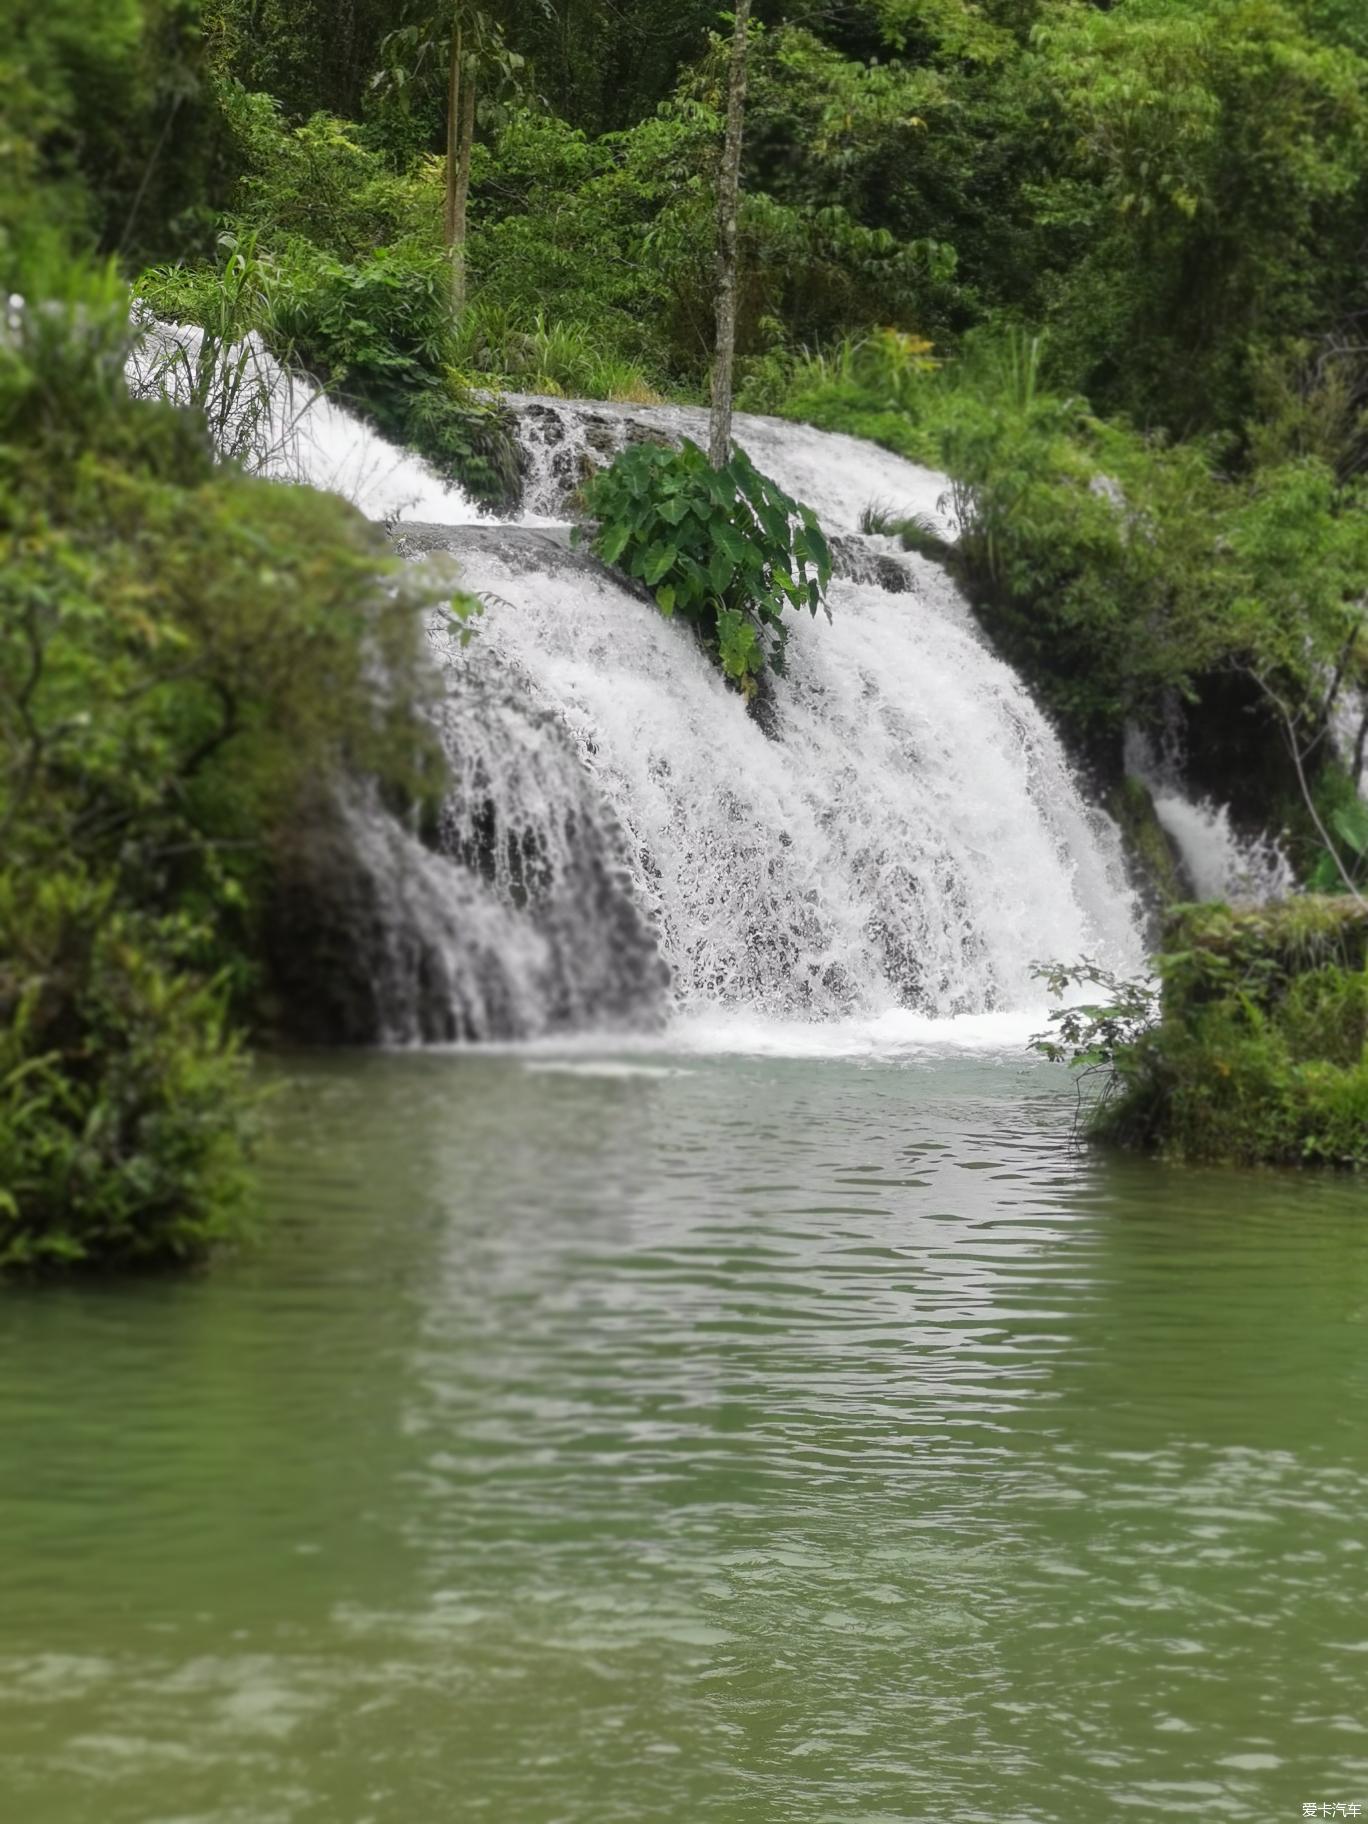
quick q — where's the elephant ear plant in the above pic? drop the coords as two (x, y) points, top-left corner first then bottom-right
(576, 438), (832, 698)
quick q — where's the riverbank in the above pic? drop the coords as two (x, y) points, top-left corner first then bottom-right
(1072, 898), (1368, 1167)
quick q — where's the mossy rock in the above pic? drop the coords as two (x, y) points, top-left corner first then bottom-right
(1106, 775), (1185, 922)
(1165, 896), (1368, 983)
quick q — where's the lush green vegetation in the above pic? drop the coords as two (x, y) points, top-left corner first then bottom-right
(6, 0), (1368, 1251)
(109, 0), (1361, 795)
(1, 10), (468, 1272)
(741, 327), (1368, 777)
(577, 440), (831, 694)
(1036, 901), (1368, 1167)
(0, 272), (456, 1271)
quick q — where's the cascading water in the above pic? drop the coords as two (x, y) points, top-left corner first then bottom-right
(129, 323), (1146, 1045)
(407, 518), (1140, 1036)
(1124, 727), (1296, 906)
(126, 318), (489, 525)
(510, 394), (958, 540)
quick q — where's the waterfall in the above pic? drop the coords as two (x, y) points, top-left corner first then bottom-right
(128, 329), (1145, 1046)
(509, 394), (958, 540)
(1124, 727), (1296, 906)
(1149, 795), (1295, 905)
(408, 518), (1140, 1038)
(125, 318), (489, 524)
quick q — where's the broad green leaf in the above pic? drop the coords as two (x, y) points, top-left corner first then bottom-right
(715, 522), (750, 564)
(1331, 800), (1368, 856)
(644, 543), (678, 587)
(598, 522), (631, 565)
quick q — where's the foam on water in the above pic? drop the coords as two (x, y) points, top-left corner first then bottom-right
(666, 1005), (1050, 1059)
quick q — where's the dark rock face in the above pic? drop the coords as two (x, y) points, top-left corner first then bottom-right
(390, 521), (579, 570)
(264, 765), (671, 1047)
(1172, 674), (1300, 839)
(1105, 775), (1186, 943)
(263, 792), (485, 1046)
(829, 535), (915, 593)
(263, 799), (410, 1045)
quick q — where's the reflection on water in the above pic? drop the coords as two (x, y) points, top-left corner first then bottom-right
(1, 1050), (1366, 1822)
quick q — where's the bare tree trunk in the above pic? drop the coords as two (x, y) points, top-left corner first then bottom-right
(444, 14), (462, 253)
(451, 58), (477, 313)
(708, 0), (752, 471)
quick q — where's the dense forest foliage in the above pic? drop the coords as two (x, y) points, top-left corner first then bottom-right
(3, 0), (1368, 1261)
(121, 0), (1368, 776)
(12, 1), (1368, 747)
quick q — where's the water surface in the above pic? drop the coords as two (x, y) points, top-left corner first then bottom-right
(2, 1047), (1366, 1821)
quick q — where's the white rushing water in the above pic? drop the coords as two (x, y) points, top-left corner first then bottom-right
(1150, 792), (1295, 904)
(126, 319), (490, 524)
(509, 394), (957, 539)
(1123, 727), (1296, 905)
(433, 524), (1142, 1030)
(128, 326), (1145, 1044)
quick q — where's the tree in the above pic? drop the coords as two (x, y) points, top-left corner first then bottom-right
(375, 4), (528, 308)
(4, 0), (229, 273)
(1027, 0), (1368, 431)
(708, 0), (752, 470)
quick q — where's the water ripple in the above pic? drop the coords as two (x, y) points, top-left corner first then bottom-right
(0, 1051), (1365, 1821)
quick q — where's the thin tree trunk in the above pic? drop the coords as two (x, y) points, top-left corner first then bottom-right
(1255, 668), (1368, 908)
(451, 58), (477, 313)
(336, 0), (357, 113)
(444, 15), (462, 251)
(708, 0), (752, 471)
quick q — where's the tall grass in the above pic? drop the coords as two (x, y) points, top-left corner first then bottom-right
(451, 298), (663, 403)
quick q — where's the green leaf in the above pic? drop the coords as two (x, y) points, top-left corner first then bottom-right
(714, 522), (750, 564)
(598, 522), (631, 565)
(716, 609), (761, 679)
(1331, 801), (1368, 857)
(644, 543), (678, 587)
(580, 438), (831, 684)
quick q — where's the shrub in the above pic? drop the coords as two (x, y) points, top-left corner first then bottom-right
(448, 300), (664, 404)
(576, 438), (832, 695)
(0, 878), (253, 1274)
(1, 267), (461, 1273)
(1034, 900), (1368, 1167)
(464, 106), (709, 391)
(140, 232), (522, 509)
(268, 236), (521, 509)
(761, 326), (1368, 788)
(219, 89), (441, 259)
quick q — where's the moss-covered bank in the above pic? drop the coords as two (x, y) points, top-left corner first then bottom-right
(1093, 899), (1368, 1168)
